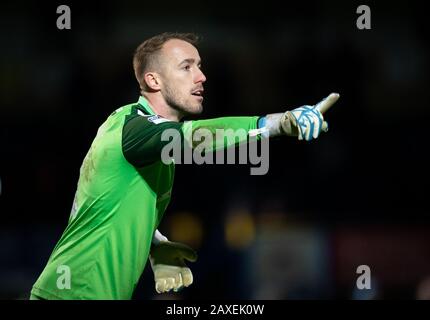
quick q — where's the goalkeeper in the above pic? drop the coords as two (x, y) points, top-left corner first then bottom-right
(30, 32), (339, 300)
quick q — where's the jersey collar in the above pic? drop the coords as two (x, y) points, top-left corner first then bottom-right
(137, 96), (156, 116)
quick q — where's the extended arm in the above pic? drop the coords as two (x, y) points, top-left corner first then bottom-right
(122, 93), (340, 166)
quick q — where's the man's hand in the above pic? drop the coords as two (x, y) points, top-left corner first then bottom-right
(282, 93), (340, 141)
(283, 106), (325, 141)
(149, 241), (197, 294)
(263, 93), (340, 141)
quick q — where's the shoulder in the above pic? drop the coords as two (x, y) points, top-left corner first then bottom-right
(124, 107), (182, 133)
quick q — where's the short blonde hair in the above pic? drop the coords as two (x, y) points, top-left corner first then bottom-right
(133, 32), (199, 92)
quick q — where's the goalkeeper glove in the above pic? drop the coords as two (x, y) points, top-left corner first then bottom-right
(149, 240), (198, 294)
(263, 93), (340, 141)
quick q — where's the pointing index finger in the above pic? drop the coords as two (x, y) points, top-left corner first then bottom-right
(315, 93), (340, 114)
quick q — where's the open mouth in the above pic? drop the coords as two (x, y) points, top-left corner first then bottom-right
(191, 89), (204, 98)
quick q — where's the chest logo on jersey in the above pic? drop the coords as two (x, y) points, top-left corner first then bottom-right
(147, 115), (171, 124)
(137, 109), (170, 124)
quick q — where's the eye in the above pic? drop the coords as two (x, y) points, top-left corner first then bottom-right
(183, 65), (191, 71)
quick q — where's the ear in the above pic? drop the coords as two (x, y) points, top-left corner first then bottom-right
(143, 72), (162, 91)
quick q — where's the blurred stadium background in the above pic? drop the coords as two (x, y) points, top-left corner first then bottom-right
(1, 1), (429, 299)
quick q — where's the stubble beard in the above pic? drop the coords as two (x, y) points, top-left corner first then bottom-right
(163, 82), (203, 117)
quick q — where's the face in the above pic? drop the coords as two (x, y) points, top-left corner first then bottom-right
(157, 39), (207, 115)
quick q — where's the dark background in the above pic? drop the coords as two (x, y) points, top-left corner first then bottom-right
(1, 0), (429, 299)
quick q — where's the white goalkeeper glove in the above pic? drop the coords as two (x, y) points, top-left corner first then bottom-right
(264, 93), (340, 141)
(149, 239), (197, 294)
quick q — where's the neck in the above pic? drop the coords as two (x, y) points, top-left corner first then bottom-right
(142, 92), (183, 122)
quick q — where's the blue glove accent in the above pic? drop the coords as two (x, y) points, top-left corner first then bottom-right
(289, 106), (324, 141)
(257, 116), (266, 129)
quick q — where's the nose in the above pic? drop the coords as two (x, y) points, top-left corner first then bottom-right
(195, 69), (206, 84)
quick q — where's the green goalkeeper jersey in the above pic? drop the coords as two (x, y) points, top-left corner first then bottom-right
(31, 96), (260, 300)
